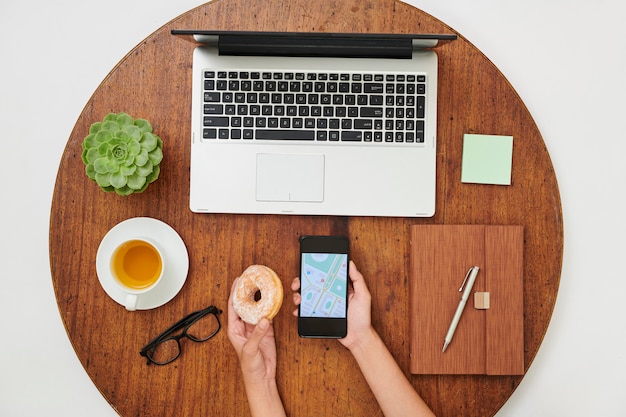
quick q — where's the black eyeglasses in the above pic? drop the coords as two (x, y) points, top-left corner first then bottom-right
(140, 305), (222, 365)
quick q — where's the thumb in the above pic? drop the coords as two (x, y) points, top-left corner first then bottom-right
(349, 261), (368, 294)
(242, 318), (270, 357)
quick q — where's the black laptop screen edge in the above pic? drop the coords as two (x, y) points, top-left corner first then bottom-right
(171, 30), (457, 58)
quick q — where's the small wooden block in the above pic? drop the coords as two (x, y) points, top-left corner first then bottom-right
(474, 292), (490, 309)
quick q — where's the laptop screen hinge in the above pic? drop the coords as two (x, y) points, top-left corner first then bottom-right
(218, 34), (413, 59)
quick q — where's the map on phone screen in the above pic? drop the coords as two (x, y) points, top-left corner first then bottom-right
(300, 253), (348, 318)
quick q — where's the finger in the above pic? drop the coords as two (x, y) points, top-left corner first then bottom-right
(290, 276), (301, 291)
(348, 261), (370, 296)
(242, 318), (271, 356)
(226, 278), (246, 348)
(292, 280), (301, 315)
(227, 277), (241, 326)
(292, 291), (301, 306)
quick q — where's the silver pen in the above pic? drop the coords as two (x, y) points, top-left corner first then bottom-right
(442, 266), (480, 353)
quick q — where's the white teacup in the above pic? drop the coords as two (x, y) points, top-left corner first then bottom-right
(110, 237), (165, 311)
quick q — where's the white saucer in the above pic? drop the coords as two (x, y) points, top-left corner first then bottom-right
(96, 217), (189, 310)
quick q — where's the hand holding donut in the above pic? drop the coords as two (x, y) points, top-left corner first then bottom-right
(228, 266), (287, 417)
(228, 265), (283, 381)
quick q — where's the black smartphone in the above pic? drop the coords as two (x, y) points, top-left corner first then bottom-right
(298, 235), (349, 338)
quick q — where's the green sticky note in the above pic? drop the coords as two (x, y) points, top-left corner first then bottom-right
(461, 134), (514, 185)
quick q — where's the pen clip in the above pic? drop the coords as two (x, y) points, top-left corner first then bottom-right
(459, 267), (476, 292)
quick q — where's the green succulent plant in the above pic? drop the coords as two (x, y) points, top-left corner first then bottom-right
(81, 112), (163, 196)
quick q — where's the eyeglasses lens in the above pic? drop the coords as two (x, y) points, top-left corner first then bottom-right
(187, 312), (220, 342)
(149, 339), (180, 365)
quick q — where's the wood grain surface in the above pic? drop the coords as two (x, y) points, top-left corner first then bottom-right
(49, 0), (563, 416)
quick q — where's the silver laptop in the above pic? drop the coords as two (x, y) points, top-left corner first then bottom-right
(172, 31), (456, 217)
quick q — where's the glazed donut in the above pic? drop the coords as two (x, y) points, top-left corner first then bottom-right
(233, 265), (283, 325)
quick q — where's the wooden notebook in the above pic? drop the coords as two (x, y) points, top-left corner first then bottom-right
(409, 225), (524, 375)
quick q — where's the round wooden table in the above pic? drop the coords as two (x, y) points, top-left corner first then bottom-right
(50, 0), (563, 416)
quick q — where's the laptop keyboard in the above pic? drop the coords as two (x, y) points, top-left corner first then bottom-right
(202, 70), (426, 144)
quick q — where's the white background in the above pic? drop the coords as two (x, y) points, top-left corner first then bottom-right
(1, 0), (624, 415)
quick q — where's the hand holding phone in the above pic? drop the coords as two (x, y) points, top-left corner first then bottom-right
(293, 258), (375, 351)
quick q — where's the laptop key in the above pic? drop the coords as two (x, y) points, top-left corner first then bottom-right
(360, 107), (383, 117)
(341, 131), (363, 141)
(203, 128), (217, 139)
(204, 117), (229, 127)
(370, 95), (383, 105)
(204, 92), (220, 102)
(256, 130), (315, 140)
(355, 119), (373, 129)
(417, 96), (425, 118)
(364, 83), (384, 93)
(416, 121), (425, 142)
(204, 104), (223, 114)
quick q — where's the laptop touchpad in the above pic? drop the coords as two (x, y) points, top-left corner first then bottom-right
(256, 153), (325, 202)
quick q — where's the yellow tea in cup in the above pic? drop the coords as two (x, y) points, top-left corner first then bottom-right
(111, 239), (163, 290)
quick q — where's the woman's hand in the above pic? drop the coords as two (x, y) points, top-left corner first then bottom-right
(291, 260), (375, 351)
(227, 277), (287, 417)
(227, 278), (278, 383)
